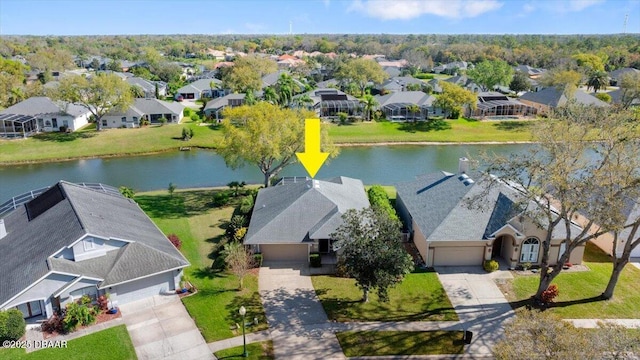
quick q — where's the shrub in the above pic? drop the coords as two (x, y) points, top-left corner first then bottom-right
(63, 302), (96, 333)
(309, 252), (322, 268)
(226, 215), (247, 240)
(483, 259), (499, 272)
(233, 227), (247, 242)
(41, 313), (64, 334)
(595, 92), (611, 103)
(97, 294), (109, 311)
(238, 195), (254, 215)
(168, 182), (176, 196)
(414, 73), (434, 80)
(214, 191), (230, 206)
(541, 284), (560, 304)
(168, 234), (182, 249)
(159, 117), (168, 126)
(118, 186), (135, 199)
(337, 112), (348, 124)
(367, 185), (398, 220)
(182, 127), (191, 140)
(253, 253), (263, 268)
(183, 107), (192, 116)
(0, 309), (26, 341)
(190, 113), (200, 122)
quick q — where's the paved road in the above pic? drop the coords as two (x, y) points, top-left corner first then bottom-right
(119, 294), (214, 360)
(259, 262), (345, 360)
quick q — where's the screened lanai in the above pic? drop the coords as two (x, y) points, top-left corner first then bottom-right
(0, 114), (39, 138)
(468, 99), (537, 119)
(320, 99), (362, 118)
(381, 103), (428, 121)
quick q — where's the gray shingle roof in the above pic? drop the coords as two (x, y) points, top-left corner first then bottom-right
(375, 91), (436, 107)
(244, 177), (370, 244)
(519, 87), (609, 108)
(0, 97), (90, 118)
(0, 181), (188, 306)
(204, 93), (246, 112)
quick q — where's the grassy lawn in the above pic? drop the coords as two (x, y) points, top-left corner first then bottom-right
(0, 117), (533, 164)
(0, 325), (135, 360)
(135, 188), (268, 342)
(312, 271), (458, 322)
(502, 243), (640, 318)
(0, 120), (221, 164)
(336, 331), (464, 357)
(213, 341), (274, 360)
(328, 118), (534, 144)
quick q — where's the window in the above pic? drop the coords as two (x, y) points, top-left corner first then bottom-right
(121, 117), (127, 123)
(84, 238), (95, 251)
(133, 116), (138, 123)
(52, 118), (57, 128)
(62, 120), (69, 127)
(45, 120), (51, 127)
(102, 119), (107, 127)
(70, 286), (97, 301)
(520, 238), (540, 263)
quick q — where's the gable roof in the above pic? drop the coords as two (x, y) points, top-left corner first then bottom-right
(608, 67), (639, 81)
(126, 77), (166, 93)
(375, 91), (436, 107)
(244, 177), (370, 244)
(0, 181), (188, 306)
(378, 76), (424, 90)
(0, 97), (91, 118)
(204, 93), (246, 112)
(519, 87), (609, 108)
(176, 78), (222, 94)
(108, 98), (185, 117)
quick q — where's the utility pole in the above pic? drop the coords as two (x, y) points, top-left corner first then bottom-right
(623, 14), (628, 34)
(289, 21), (293, 35)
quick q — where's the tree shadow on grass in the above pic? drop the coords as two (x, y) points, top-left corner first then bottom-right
(225, 290), (266, 331)
(508, 295), (606, 311)
(398, 119), (451, 133)
(33, 131), (96, 142)
(492, 121), (531, 132)
(192, 266), (226, 279)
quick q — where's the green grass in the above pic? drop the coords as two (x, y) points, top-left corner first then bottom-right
(312, 271), (458, 322)
(336, 331), (464, 357)
(0, 325), (135, 360)
(328, 118), (534, 144)
(135, 188), (268, 342)
(504, 243), (640, 318)
(0, 117), (533, 164)
(213, 341), (274, 360)
(0, 120), (221, 164)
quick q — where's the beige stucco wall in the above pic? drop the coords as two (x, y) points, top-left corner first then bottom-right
(412, 219), (429, 264)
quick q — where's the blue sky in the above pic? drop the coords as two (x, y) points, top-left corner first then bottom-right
(0, 0), (638, 35)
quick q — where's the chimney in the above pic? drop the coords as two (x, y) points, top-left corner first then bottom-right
(0, 219), (6, 239)
(458, 157), (469, 174)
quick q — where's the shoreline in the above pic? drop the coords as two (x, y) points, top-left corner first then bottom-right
(0, 141), (534, 166)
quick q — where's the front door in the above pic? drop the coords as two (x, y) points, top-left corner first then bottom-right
(319, 239), (329, 253)
(492, 237), (503, 259)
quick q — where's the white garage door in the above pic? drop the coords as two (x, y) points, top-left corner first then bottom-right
(112, 272), (175, 305)
(260, 244), (309, 262)
(433, 247), (484, 266)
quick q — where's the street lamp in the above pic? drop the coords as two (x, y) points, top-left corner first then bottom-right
(239, 306), (248, 357)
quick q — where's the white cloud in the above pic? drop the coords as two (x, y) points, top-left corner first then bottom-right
(348, 0), (503, 20)
(567, 0), (604, 11)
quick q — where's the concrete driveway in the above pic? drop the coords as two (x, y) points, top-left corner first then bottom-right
(119, 294), (214, 360)
(436, 266), (515, 356)
(259, 262), (345, 360)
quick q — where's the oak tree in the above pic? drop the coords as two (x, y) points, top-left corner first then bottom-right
(336, 58), (388, 97)
(467, 59), (513, 92)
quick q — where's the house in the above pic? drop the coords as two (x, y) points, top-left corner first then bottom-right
(466, 92), (538, 119)
(514, 65), (547, 80)
(519, 87), (609, 113)
(375, 91), (443, 120)
(244, 176), (370, 262)
(102, 98), (185, 128)
(126, 77), (167, 98)
(395, 158), (585, 267)
(608, 88), (640, 107)
(0, 181), (189, 321)
(203, 93), (246, 120)
(175, 78), (223, 100)
(434, 61), (470, 74)
(376, 76), (425, 93)
(608, 67), (639, 86)
(0, 97), (91, 138)
(444, 75), (482, 93)
(293, 88), (362, 118)
(261, 70), (305, 90)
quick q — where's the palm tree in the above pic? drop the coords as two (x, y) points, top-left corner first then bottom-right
(276, 73), (295, 107)
(359, 94), (378, 121)
(263, 86), (279, 104)
(407, 104), (421, 123)
(129, 85), (145, 98)
(209, 80), (220, 98)
(292, 94), (313, 109)
(587, 71), (608, 93)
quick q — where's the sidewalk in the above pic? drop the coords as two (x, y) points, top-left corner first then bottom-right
(207, 330), (272, 353)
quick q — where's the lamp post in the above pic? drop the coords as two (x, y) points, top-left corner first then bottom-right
(239, 306), (248, 357)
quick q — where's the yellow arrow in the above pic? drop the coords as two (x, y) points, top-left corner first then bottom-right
(296, 118), (329, 178)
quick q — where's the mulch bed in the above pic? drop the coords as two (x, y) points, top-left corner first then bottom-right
(41, 310), (122, 340)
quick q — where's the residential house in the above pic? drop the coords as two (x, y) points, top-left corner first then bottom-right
(0, 181), (189, 321)
(434, 61), (471, 75)
(608, 88), (640, 107)
(375, 91), (443, 120)
(383, 66), (402, 78)
(203, 93), (246, 120)
(444, 75), (482, 93)
(376, 76), (425, 93)
(102, 98), (185, 128)
(519, 87), (609, 113)
(466, 92), (538, 119)
(608, 67), (639, 86)
(514, 65), (547, 80)
(395, 158), (585, 267)
(261, 70), (305, 91)
(175, 78), (223, 100)
(427, 79), (443, 94)
(244, 177), (370, 262)
(293, 88), (362, 119)
(126, 77), (167, 98)
(0, 97), (91, 138)
(590, 197), (640, 258)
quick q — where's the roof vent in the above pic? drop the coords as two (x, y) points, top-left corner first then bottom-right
(458, 174), (469, 181)
(313, 180), (320, 189)
(462, 179), (475, 186)
(0, 219), (6, 239)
